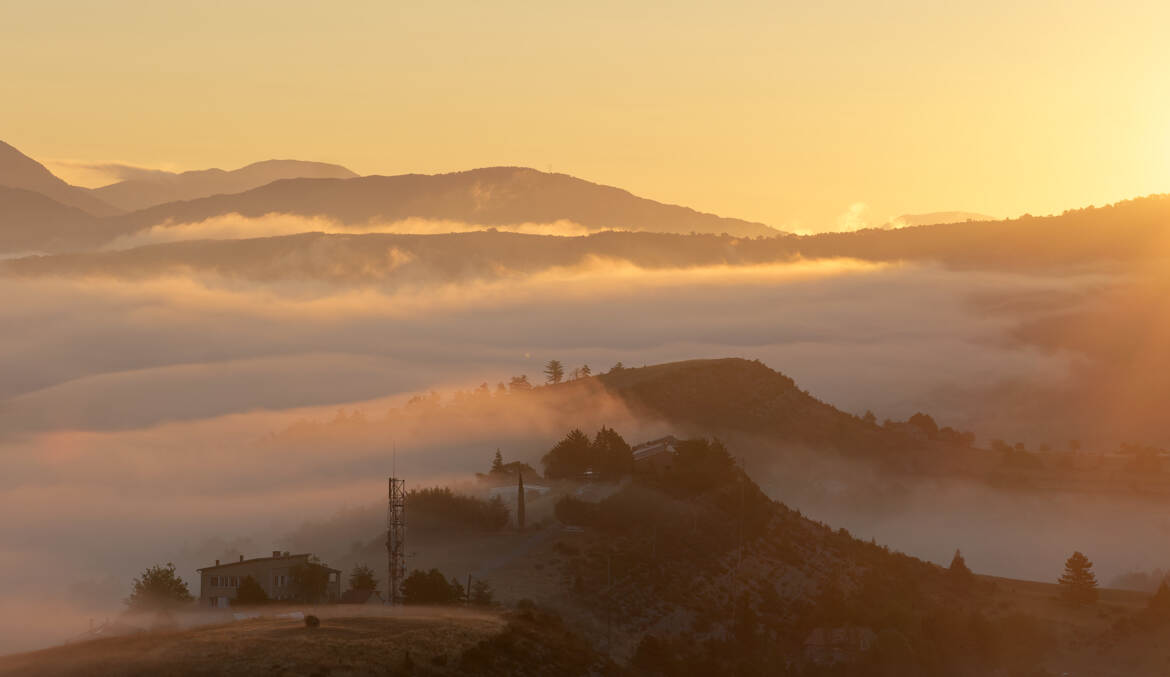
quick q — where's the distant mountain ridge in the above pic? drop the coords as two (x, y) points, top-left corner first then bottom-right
(90, 159), (358, 211)
(0, 141), (120, 217)
(884, 211), (994, 228)
(106, 166), (781, 239)
(0, 186), (99, 253)
(12, 193), (1170, 274)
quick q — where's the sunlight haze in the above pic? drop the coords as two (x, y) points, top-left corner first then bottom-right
(3, 0), (1168, 230)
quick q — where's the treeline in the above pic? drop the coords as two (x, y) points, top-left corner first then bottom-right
(407, 487), (509, 533)
(539, 429), (1097, 676)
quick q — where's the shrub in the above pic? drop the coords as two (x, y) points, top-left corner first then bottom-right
(125, 562), (193, 611)
(233, 575), (269, 606)
(401, 568), (464, 604)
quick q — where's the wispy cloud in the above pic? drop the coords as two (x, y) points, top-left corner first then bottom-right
(44, 160), (177, 188)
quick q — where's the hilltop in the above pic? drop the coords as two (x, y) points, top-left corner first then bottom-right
(91, 159), (358, 211)
(0, 607), (612, 676)
(284, 430), (1161, 675)
(0, 141), (119, 217)
(102, 166), (780, 240)
(0, 186), (100, 253)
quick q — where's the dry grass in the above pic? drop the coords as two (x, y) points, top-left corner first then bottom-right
(0, 607), (504, 676)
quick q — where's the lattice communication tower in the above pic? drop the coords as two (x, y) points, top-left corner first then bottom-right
(386, 476), (405, 604)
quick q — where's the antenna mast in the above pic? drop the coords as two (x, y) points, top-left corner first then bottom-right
(386, 445), (406, 605)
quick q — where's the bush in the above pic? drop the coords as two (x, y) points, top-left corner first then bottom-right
(289, 558), (332, 604)
(233, 575), (269, 606)
(471, 579), (495, 606)
(304, 614), (320, 628)
(401, 568), (464, 604)
(554, 496), (599, 526)
(125, 562), (193, 611)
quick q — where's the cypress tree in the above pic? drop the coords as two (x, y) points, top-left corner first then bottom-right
(517, 471), (526, 530)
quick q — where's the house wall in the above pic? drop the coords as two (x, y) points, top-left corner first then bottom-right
(198, 554), (341, 607)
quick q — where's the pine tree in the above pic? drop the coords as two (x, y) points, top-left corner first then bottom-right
(517, 471), (526, 529)
(580, 364), (592, 377)
(490, 449), (504, 473)
(1146, 579), (1170, 621)
(470, 579), (494, 606)
(1058, 551), (1099, 605)
(948, 549), (974, 587)
(544, 359), (564, 384)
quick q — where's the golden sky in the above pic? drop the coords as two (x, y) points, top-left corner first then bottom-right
(2, 0), (1168, 231)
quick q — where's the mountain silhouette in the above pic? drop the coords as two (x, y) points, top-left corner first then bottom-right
(0, 141), (120, 217)
(0, 186), (100, 253)
(15, 192), (1168, 270)
(107, 166), (780, 238)
(91, 159), (358, 211)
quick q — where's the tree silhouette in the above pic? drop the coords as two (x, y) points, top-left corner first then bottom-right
(348, 564), (378, 591)
(290, 557), (332, 604)
(233, 575), (269, 606)
(470, 579), (494, 606)
(1058, 551), (1098, 605)
(1145, 580), (1170, 623)
(948, 549), (974, 587)
(907, 412), (939, 438)
(591, 426), (633, 478)
(541, 428), (593, 479)
(401, 568), (462, 604)
(508, 375), (532, 392)
(490, 449), (504, 473)
(580, 364), (592, 377)
(544, 359), (565, 384)
(125, 562), (193, 611)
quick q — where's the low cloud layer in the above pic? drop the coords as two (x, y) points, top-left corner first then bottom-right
(44, 160), (176, 188)
(102, 213), (614, 249)
(0, 247), (1148, 654)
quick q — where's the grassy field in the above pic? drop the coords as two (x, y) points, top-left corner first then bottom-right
(0, 607), (504, 676)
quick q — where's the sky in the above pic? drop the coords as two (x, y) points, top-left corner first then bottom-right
(2, 0), (1168, 231)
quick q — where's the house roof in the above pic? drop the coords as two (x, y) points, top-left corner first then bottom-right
(632, 435), (679, 461)
(197, 553), (340, 573)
